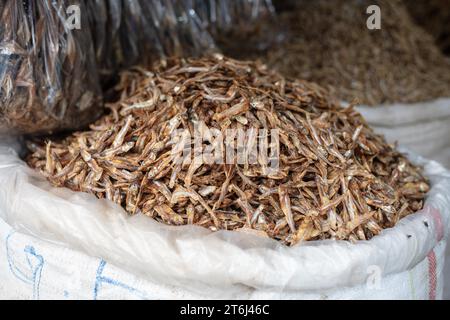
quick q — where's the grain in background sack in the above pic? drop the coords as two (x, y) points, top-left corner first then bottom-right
(85, 0), (217, 83)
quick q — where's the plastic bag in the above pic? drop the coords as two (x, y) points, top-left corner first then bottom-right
(356, 98), (450, 170)
(0, 0), (103, 135)
(404, 0), (450, 55)
(86, 0), (217, 82)
(86, 0), (277, 81)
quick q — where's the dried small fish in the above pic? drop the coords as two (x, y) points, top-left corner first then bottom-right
(27, 55), (429, 246)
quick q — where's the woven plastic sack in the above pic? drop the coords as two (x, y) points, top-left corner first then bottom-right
(356, 98), (450, 170)
(0, 139), (449, 299)
(0, 0), (102, 135)
(356, 99), (450, 298)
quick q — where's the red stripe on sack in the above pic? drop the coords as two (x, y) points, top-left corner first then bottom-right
(427, 250), (437, 300)
(428, 207), (444, 242)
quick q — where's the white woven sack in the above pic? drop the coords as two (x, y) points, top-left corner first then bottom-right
(357, 98), (450, 299)
(0, 140), (449, 299)
(356, 98), (450, 169)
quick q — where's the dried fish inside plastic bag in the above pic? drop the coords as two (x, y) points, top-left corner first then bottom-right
(263, 0), (450, 105)
(404, 0), (450, 55)
(0, 0), (102, 134)
(85, 0), (217, 83)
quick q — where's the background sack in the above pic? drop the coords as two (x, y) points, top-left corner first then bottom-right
(357, 98), (450, 170)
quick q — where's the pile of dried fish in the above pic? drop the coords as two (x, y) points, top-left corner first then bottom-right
(404, 0), (450, 55)
(262, 0), (450, 105)
(26, 55), (429, 245)
(0, 0), (102, 134)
